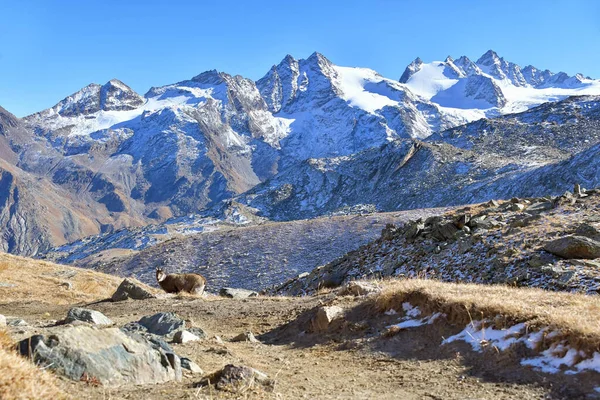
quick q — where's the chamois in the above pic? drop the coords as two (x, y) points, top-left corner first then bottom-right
(155, 268), (206, 295)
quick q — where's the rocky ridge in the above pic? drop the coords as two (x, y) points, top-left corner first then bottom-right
(272, 185), (600, 296)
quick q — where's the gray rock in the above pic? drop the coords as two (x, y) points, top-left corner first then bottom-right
(404, 222), (425, 240)
(173, 330), (200, 344)
(18, 326), (181, 386)
(198, 364), (273, 392)
(181, 357), (203, 374)
(219, 287), (259, 299)
(544, 235), (600, 259)
(432, 222), (459, 241)
(123, 330), (174, 353)
(510, 203), (526, 212)
(570, 259), (600, 269)
(8, 319), (28, 327)
(112, 278), (156, 302)
(528, 252), (557, 268)
(311, 306), (344, 333)
(65, 308), (113, 326)
(575, 223), (600, 241)
(0, 315), (5, 327)
(187, 327), (208, 339)
(231, 332), (259, 343)
(0, 282), (16, 288)
(138, 312), (186, 337)
(486, 199), (499, 208)
(527, 202), (553, 213)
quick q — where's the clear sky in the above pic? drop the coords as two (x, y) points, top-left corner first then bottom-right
(1, 0), (599, 117)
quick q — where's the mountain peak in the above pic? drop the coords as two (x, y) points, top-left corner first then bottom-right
(476, 50), (501, 66)
(30, 79), (144, 118)
(399, 57), (424, 83)
(191, 69), (226, 84)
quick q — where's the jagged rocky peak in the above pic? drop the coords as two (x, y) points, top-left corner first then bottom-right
(454, 56), (482, 76)
(99, 79), (145, 112)
(399, 57), (423, 83)
(463, 75), (507, 108)
(36, 79), (145, 118)
(256, 51), (338, 113)
(191, 69), (227, 85)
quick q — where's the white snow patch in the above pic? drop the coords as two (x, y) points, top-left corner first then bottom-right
(332, 66), (401, 113)
(444, 319), (600, 375)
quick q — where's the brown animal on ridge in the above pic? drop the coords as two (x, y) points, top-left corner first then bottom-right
(156, 268), (206, 295)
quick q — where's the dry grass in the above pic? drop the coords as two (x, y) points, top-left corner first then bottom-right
(0, 252), (152, 305)
(372, 278), (600, 352)
(0, 329), (68, 399)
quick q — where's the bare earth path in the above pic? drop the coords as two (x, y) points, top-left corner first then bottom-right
(0, 294), (563, 400)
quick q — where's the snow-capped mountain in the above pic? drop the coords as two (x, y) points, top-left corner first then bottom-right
(400, 50), (600, 116)
(1, 50), (600, 257)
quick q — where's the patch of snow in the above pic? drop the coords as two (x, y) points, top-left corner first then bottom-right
(332, 66), (402, 113)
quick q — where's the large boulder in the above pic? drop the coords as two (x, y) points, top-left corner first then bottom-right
(64, 308), (113, 326)
(112, 279), (156, 302)
(138, 312), (186, 338)
(18, 326), (181, 386)
(544, 235), (600, 259)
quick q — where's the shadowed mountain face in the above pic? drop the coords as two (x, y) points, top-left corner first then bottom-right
(2, 51), (600, 256)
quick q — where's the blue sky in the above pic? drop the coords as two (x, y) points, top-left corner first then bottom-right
(1, 0), (599, 117)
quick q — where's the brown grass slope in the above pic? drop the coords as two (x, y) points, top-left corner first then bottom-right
(0, 252), (129, 305)
(372, 278), (600, 353)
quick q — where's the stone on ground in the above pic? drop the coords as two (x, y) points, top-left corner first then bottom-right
(138, 312), (186, 337)
(181, 357), (204, 374)
(231, 331), (259, 343)
(64, 307), (113, 326)
(173, 330), (200, 344)
(311, 305), (344, 333)
(112, 278), (156, 302)
(0, 314), (5, 327)
(18, 326), (181, 386)
(339, 281), (381, 296)
(219, 287), (259, 299)
(198, 364), (273, 392)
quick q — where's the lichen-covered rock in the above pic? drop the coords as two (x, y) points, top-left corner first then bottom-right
(544, 235), (600, 259)
(64, 308), (113, 326)
(18, 326), (181, 386)
(138, 312), (186, 338)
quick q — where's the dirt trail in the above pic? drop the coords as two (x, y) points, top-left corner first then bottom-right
(1, 293), (578, 399)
